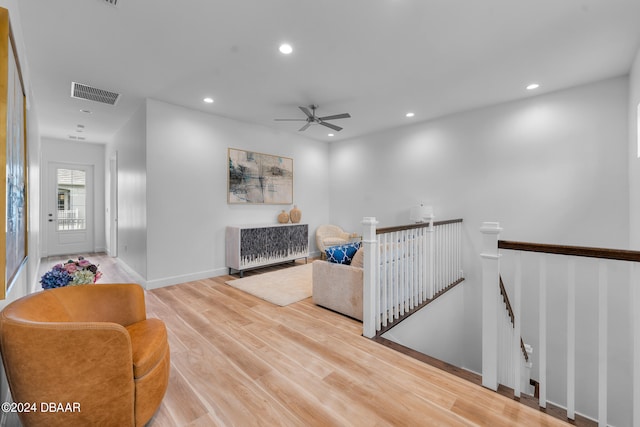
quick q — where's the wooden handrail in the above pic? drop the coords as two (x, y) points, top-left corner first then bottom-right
(499, 275), (529, 363)
(499, 276), (515, 325)
(376, 218), (463, 235)
(498, 240), (640, 263)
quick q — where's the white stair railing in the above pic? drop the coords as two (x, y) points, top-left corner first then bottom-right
(363, 216), (464, 338)
(481, 221), (640, 427)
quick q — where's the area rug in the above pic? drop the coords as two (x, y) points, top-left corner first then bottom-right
(225, 263), (312, 306)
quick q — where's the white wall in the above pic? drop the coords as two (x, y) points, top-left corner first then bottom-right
(144, 99), (330, 287)
(40, 138), (106, 256)
(629, 48), (640, 249)
(382, 282), (466, 367)
(0, 2), (42, 424)
(24, 102), (41, 295)
(628, 46), (640, 427)
(329, 76), (630, 378)
(0, 4), (40, 311)
(0, 0), (39, 298)
(106, 105), (147, 279)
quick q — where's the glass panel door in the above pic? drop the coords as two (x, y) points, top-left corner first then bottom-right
(56, 168), (86, 231)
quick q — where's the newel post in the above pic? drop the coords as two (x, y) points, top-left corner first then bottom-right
(362, 217), (379, 338)
(480, 221), (502, 391)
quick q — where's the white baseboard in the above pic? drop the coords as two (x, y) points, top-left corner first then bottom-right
(145, 267), (228, 290)
(308, 250), (322, 258)
(114, 258), (147, 287)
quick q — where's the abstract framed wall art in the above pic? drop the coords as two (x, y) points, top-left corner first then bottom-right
(0, 8), (27, 299)
(228, 148), (293, 204)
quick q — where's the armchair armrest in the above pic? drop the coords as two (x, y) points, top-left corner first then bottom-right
(312, 260), (363, 321)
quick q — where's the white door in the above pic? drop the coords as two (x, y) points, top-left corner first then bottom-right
(47, 163), (95, 256)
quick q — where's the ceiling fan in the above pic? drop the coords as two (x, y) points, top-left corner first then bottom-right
(275, 105), (351, 132)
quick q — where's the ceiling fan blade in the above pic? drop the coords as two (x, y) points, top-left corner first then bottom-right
(320, 121), (342, 132)
(318, 113), (351, 121)
(274, 118), (307, 121)
(299, 123), (311, 131)
(299, 106), (313, 118)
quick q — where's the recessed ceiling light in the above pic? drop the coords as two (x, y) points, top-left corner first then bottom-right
(328, 133), (334, 137)
(203, 97), (214, 104)
(80, 109), (92, 114)
(526, 83), (540, 90)
(406, 112), (415, 118)
(279, 43), (293, 55)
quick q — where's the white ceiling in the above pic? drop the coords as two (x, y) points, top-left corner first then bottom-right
(16, 0), (640, 144)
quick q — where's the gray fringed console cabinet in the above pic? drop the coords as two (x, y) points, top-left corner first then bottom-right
(225, 223), (308, 276)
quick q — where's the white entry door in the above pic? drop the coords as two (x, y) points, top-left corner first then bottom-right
(46, 163), (94, 256)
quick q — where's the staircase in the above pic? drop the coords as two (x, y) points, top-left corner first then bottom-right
(497, 275), (534, 395)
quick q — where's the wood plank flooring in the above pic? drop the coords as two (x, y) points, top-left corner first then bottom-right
(142, 261), (571, 427)
(40, 255), (572, 426)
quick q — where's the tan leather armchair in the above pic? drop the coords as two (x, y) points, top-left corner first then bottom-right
(0, 283), (169, 427)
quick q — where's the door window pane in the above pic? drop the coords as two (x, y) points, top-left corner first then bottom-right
(57, 169), (86, 231)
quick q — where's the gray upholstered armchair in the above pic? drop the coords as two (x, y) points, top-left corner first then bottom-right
(315, 224), (357, 257)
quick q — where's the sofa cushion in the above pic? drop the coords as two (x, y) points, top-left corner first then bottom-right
(325, 242), (361, 265)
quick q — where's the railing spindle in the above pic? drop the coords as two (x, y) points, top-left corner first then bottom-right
(447, 224), (453, 290)
(514, 252), (522, 398)
(399, 230), (405, 316)
(539, 255), (547, 409)
(420, 228), (424, 298)
(633, 262), (640, 427)
(427, 221), (435, 299)
(598, 261), (607, 427)
(436, 225), (441, 294)
(567, 257), (576, 420)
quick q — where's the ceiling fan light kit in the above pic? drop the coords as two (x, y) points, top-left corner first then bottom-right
(275, 105), (351, 132)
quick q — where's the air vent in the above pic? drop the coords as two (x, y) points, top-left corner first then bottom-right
(71, 82), (120, 105)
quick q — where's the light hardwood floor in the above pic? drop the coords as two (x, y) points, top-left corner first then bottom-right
(40, 255), (570, 426)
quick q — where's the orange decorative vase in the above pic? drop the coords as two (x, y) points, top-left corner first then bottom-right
(277, 210), (290, 224)
(289, 205), (302, 223)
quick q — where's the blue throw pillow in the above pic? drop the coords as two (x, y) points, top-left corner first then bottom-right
(325, 242), (361, 265)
